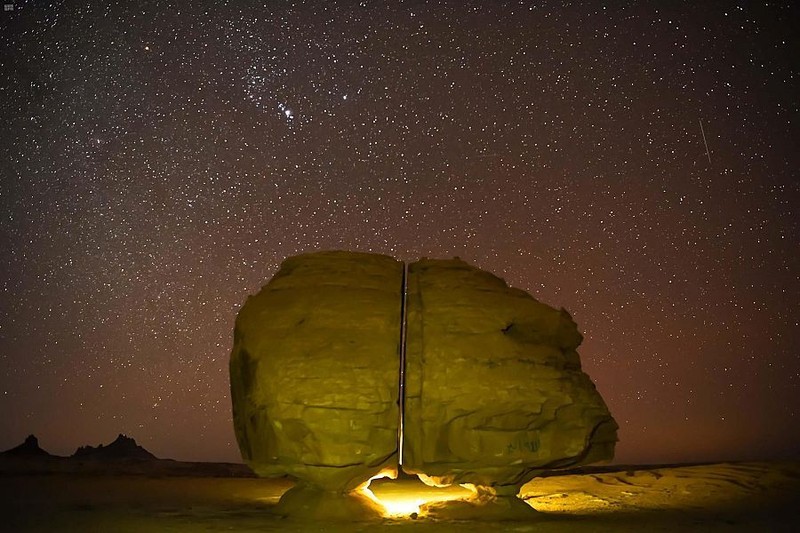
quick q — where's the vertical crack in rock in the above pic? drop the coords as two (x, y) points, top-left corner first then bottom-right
(397, 261), (408, 466)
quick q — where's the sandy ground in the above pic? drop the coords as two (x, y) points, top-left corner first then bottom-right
(0, 461), (798, 532)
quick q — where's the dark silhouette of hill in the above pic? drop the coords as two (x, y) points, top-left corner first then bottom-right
(0, 435), (52, 457)
(0, 432), (255, 476)
(72, 434), (157, 460)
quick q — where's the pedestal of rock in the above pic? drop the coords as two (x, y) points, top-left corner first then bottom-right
(420, 483), (538, 521)
(274, 482), (385, 521)
(402, 258), (618, 500)
(229, 251), (403, 500)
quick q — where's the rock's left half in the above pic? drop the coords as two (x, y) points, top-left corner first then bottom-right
(230, 251), (403, 492)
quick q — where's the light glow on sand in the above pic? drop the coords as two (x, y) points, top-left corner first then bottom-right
(362, 483), (428, 516)
(359, 470), (476, 517)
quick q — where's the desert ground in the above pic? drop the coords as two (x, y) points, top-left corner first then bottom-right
(1, 461), (798, 532)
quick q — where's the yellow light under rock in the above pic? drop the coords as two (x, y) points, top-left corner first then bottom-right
(359, 470), (476, 517)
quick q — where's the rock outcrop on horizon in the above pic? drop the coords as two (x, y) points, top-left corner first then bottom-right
(73, 434), (157, 460)
(230, 251), (403, 493)
(0, 435), (52, 457)
(402, 258), (617, 494)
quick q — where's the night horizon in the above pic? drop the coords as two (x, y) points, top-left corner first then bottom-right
(2, 1), (799, 468)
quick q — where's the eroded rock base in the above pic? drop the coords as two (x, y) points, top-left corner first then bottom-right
(421, 486), (537, 521)
(274, 483), (385, 521)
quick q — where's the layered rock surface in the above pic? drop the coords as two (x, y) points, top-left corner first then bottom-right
(230, 251), (403, 491)
(402, 258), (617, 489)
(230, 251), (617, 506)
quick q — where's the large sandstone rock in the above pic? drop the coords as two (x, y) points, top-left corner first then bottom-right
(230, 252), (617, 519)
(402, 258), (617, 490)
(230, 251), (403, 492)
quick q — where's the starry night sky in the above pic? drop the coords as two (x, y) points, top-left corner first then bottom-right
(1, 1), (798, 465)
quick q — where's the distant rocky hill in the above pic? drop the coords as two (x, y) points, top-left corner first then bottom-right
(0, 435), (52, 458)
(0, 434), (255, 477)
(72, 434), (157, 460)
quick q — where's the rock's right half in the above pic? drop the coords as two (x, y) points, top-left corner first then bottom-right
(402, 258), (617, 489)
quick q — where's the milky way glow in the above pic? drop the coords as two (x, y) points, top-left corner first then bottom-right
(1, 0), (797, 465)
